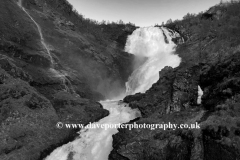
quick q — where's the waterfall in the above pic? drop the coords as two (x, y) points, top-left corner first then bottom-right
(17, 0), (75, 93)
(125, 27), (181, 94)
(44, 26), (182, 160)
(44, 26), (181, 160)
(197, 85), (203, 104)
(17, 0), (185, 159)
(17, 0), (53, 64)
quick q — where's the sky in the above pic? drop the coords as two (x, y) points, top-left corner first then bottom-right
(67, 0), (227, 27)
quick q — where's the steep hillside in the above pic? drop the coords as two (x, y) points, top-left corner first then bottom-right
(0, 0), (135, 159)
(110, 1), (240, 160)
(1, 0), (136, 100)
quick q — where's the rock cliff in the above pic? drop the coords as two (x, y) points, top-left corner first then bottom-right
(110, 1), (240, 160)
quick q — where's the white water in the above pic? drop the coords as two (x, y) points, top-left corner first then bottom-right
(45, 101), (140, 160)
(125, 27), (181, 94)
(45, 27), (182, 160)
(197, 85), (203, 104)
(17, 0), (74, 93)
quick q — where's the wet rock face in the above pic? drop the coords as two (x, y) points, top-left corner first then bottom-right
(123, 65), (200, 117)
(166, 28), (185, 45)
(110, 129), (194, 160)
(109, 108), (203, 160)
(111, 61), (240, 160)
(109, 65), (202, 160)
(123, 66), (175, 117)
(171, 65), (200, 111)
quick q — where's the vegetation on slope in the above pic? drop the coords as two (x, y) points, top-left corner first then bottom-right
(164, 0), (240, 64)
(110, 1), (240, 159)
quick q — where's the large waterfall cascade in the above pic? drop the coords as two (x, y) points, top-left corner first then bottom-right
(15, 2), (201, 157)
(125, 27), (181, 94)
(45, 26), (182, 160)
(17, 0), (74, 93)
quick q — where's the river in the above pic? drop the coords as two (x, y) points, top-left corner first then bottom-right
(45, 101), (140, 160)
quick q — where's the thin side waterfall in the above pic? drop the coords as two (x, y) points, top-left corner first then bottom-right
(45, 27), (182, 160)
(18, 0), (53, 64)
(17, 0), (74, 93)
(197, 85), (203, 104)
